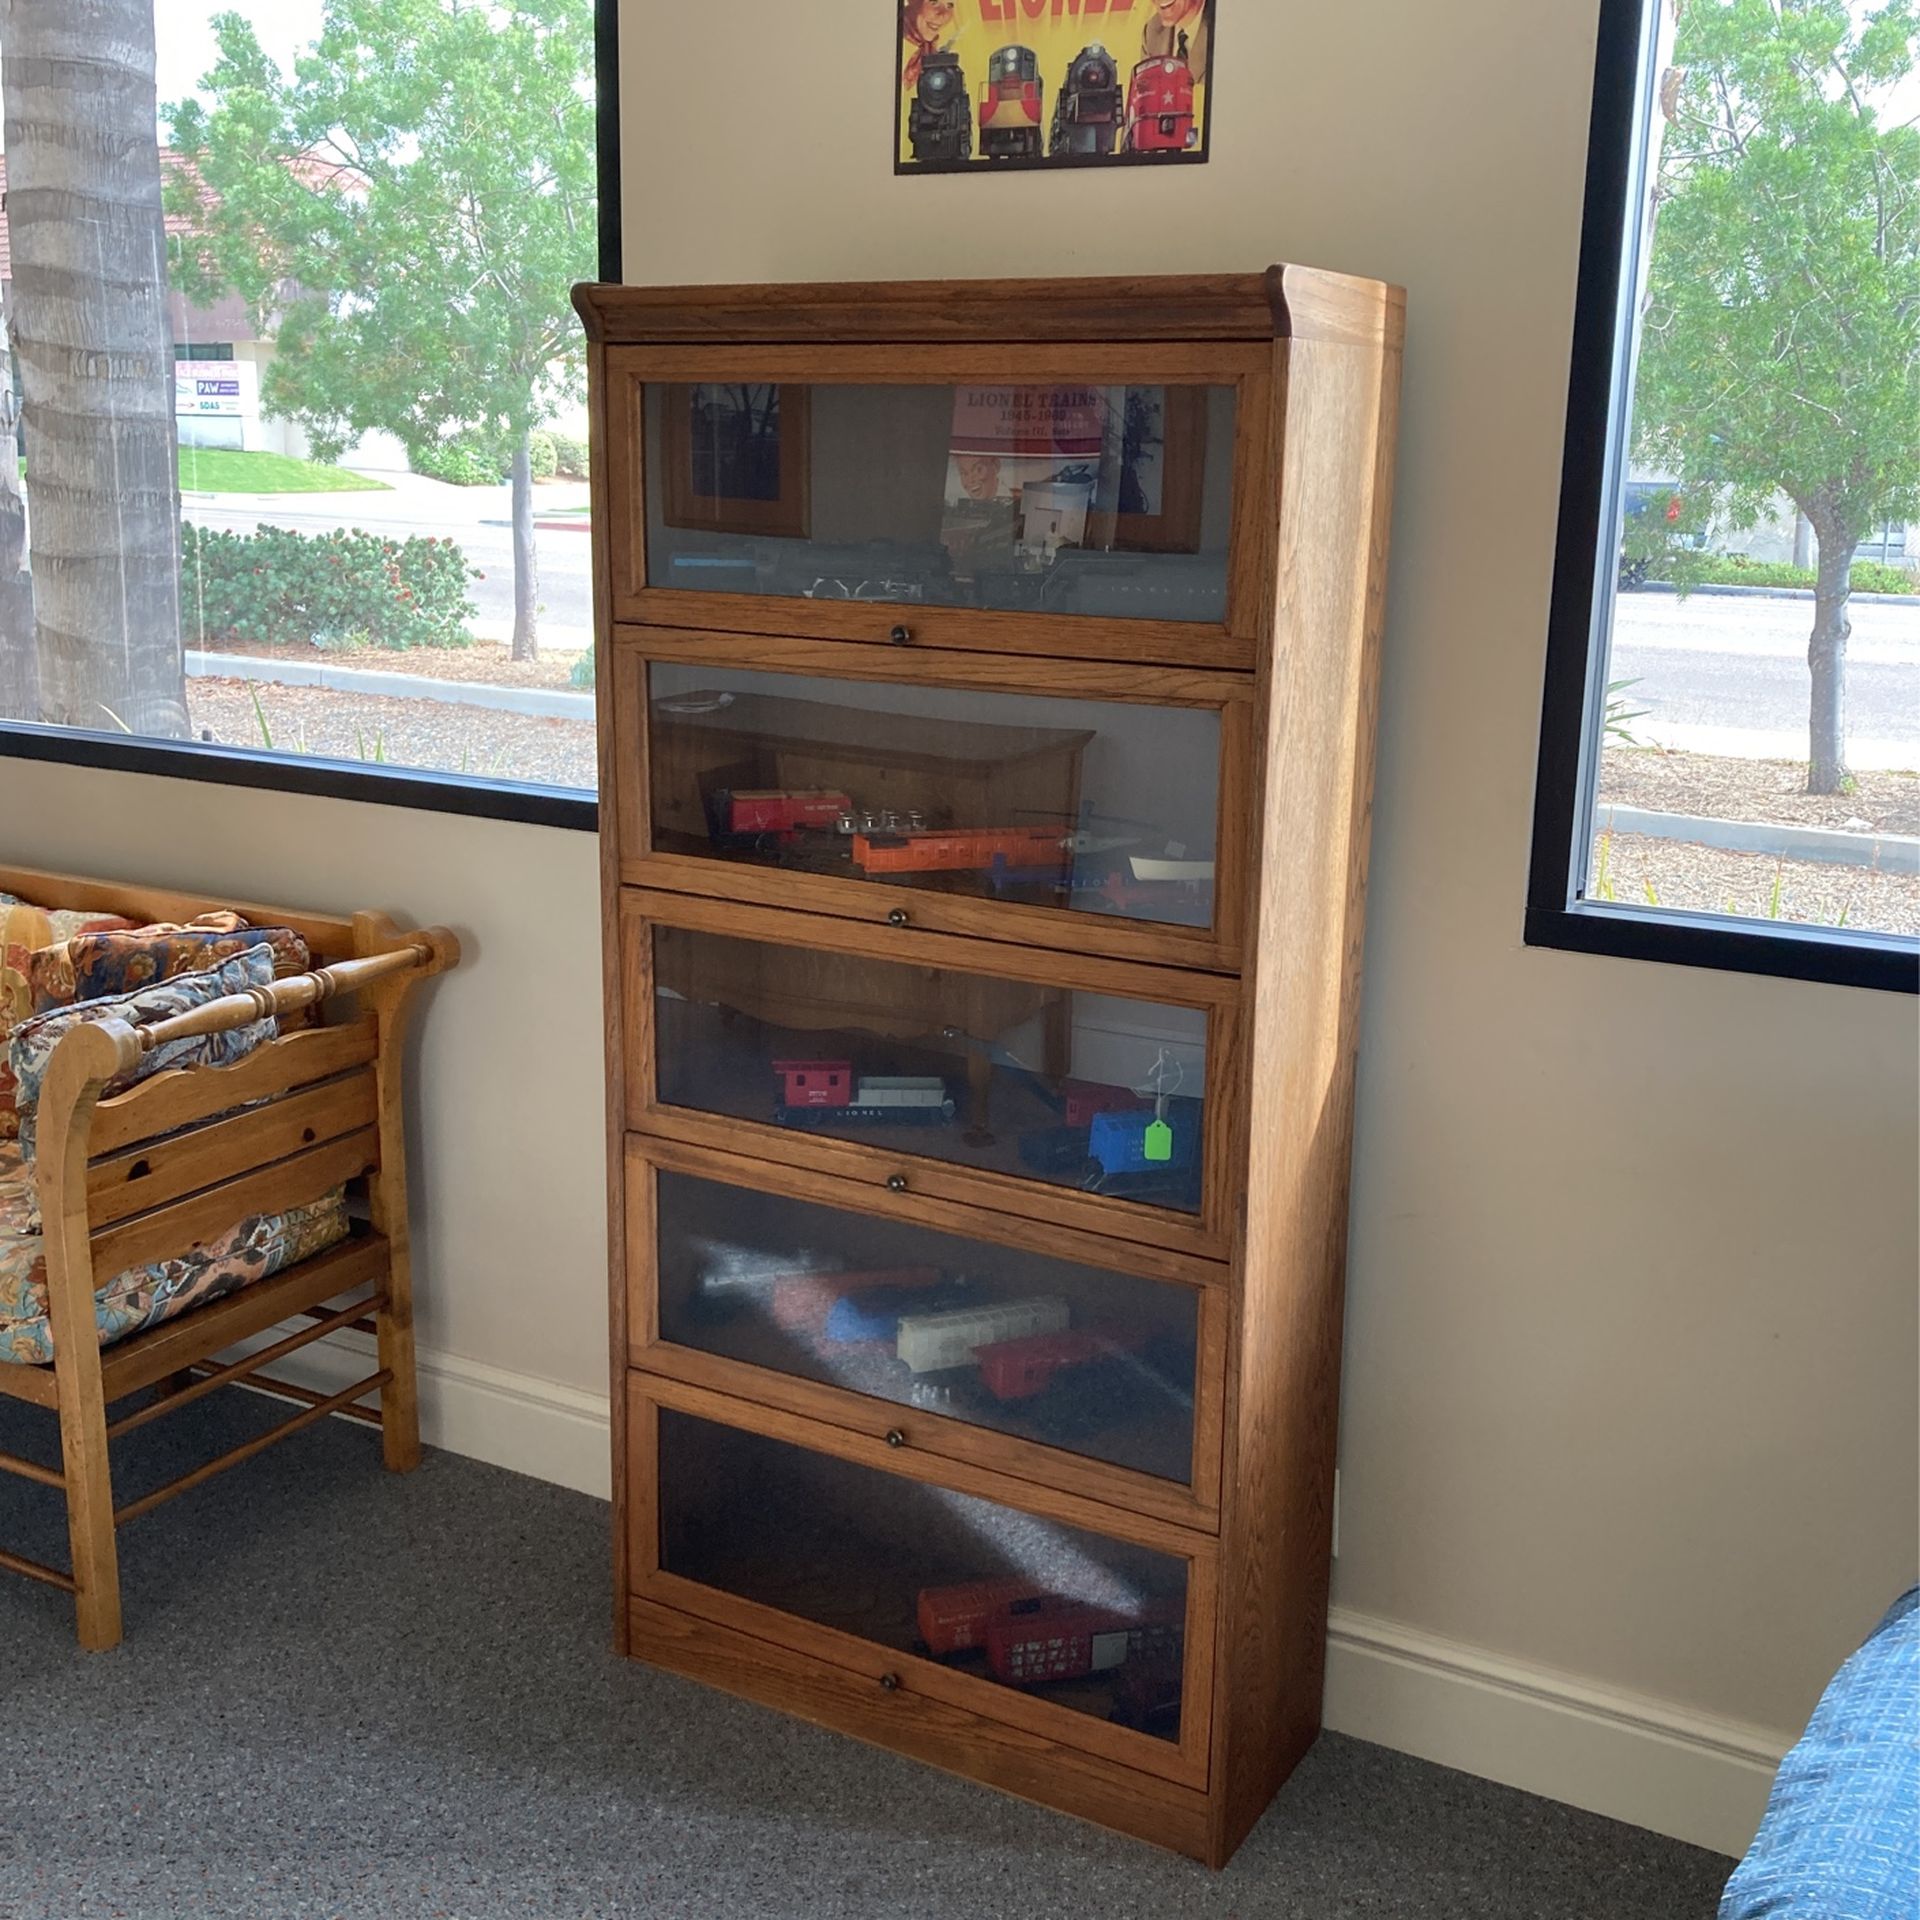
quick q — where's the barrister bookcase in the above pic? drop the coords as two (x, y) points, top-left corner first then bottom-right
(573, 268), (1403, 1866)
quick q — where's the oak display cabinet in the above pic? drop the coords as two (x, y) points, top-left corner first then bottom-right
(574, 269), (1404, 1866)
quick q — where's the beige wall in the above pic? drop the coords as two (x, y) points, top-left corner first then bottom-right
(616, 0), (1916, 1739)
(0, 0), (1912, 1853)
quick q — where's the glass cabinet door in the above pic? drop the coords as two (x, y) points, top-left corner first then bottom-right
(650, 1165), (1204, 1488)
(646, 918), (1212, 1220)
(642, 381), (1238, 625)
(643, 659), (1223, 935)
(654, 1403), (1195, 1749)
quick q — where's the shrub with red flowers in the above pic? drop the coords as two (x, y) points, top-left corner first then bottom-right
(179, 522), (480, 650)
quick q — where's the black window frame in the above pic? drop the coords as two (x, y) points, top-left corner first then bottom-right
(1527, 0), (1918, 995)
(0, 0), (625, 834)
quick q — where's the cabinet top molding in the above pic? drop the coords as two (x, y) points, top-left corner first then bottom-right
(572, 267), (1405, 351)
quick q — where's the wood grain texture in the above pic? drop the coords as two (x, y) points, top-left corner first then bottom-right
(627, 1373), (1218, 1790)
(573, 269), (1400, 349)
(588, 337), (637, 1655)
(587, 272), (1404, 1862)
(1206, 324), (1403, 1868)
(626, 1594), (1214, 1860)
(622, 1137), (1229, 1531)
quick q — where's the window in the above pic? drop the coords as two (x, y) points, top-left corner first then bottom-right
(0, 0), (622, 828)
(1530, 0), (1919, 993)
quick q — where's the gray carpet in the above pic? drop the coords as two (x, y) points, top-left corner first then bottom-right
(0, 1387), (1735, 1919)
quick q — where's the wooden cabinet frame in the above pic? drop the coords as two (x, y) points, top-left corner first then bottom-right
(620, 886), (1241, 1261)
(579, 267), (1405, 1865)
(627, 1372), (1220, 1791)
(609, 626), (1254, 973)
(602, 343), (1273, 669)
(625, 1133), (1228, 1531)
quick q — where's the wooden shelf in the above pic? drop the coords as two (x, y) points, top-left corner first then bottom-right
(581, 269), (1404, 1867)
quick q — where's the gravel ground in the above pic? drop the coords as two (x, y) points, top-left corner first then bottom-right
(1588, 829), (1919, 934)
(189, 676), (597, 788)
(1600, 747), (1919, 835)
(203, 636), (590, 692)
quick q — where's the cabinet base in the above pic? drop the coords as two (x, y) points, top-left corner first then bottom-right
(626, 1594), (1218, 1862)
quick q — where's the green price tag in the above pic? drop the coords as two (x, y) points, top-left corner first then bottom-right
(1143, 1118), (1174, 1163)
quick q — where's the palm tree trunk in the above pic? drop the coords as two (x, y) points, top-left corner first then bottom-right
(0, 307), (37, 720)
(510, 429), (539, 662)
(1806, 517), (1853, 795)
(1, 0), (188, 737)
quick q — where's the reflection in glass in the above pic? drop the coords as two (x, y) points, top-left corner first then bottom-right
(646, 382), (1236, 622)
(647, 663), (1220, 930)
(658, 1407), (1189, 1742)
(652, 925), (1208, 1215)
(656, 1169), (1199, 1482)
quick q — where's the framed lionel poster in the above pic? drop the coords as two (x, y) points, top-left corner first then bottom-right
(897, 0), (1215, 174)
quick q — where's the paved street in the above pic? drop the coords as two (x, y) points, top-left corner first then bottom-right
(1611, 589), (1919, 771)
(184, 481), (1920, 771)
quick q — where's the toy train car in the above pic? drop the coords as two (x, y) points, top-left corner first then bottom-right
(981, 44), (1043, 160)
(1050, 43), (1121, 157)
(983, 1594), (1184, 1688)
(773, 1060), (956, 1126)
(851, 825), (1070, 879)
(1089, 1098), (1201, 1177)
(972, 1325), (1145, 1403)
(895, 1295), (1069, 1374)
(707, 788), (852, 848)
(1124, 54), (1197, 153)
(824, 1274), (955, 1347)
(916, 1577), (1044, 1659)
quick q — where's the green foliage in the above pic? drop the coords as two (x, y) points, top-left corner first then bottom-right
(1635, 1), (1920, 545)
(410, 435), (508, 488)
(1640, 552), (1919, 596)
(549, 431), (590, 479)
(527, 430), (558, 482)
(177, 447), (389, 494)
(180, 521), (479, 650)
(167, 0), (596, 482)
(1604, 677), (1650, 746)
(569, 643), (595, 690)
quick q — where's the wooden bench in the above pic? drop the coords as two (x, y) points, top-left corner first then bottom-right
(0, 863), (458, 1650)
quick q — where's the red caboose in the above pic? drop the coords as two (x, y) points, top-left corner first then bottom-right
(973, 1325), (1145, 1402)
(1124, 56), (1196, 153)
(773, 1059), (851, 1108)
(983, 1595), (1183, 1687)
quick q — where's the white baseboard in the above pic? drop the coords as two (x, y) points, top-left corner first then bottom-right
(1324, 1607), (1785, 1860)
(237, 1334), (1783, 1860)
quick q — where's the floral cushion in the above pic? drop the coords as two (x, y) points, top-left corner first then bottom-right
(28, 913), (313, 1013)
(0, 895), (137, 1136)
(9, 944), (279, 1177)
(0, 1139), (350, 1366)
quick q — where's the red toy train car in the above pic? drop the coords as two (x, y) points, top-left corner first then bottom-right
(916, 1577), (1043, 1658)
(720, 788), (851, 840)
(1124, 55), (1197, 153)
(972, 1325), (1145, 1403)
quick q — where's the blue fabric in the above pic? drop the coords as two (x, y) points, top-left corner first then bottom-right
(1720, 1590), (1920, 1919)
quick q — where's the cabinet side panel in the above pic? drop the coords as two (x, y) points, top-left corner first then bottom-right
(590, 340), (634, 1652)
(1212, 327), (1403, 1865)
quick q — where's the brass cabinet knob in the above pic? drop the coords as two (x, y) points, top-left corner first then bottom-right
(887, 907), (910, 927)
(885, 1427), (906, 1448)
(885, 1173), (909, 1193)
(889, 624), (912, 645)
(879, 1671), (901, 1691)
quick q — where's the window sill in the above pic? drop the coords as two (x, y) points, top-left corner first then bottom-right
(0, 722), (598, 832)
(1525, 899), (1918, 994)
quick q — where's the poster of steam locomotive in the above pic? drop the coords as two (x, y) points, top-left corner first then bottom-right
(897, 1), (1214, 174)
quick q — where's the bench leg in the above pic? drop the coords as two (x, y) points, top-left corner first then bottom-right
(56, 1386), (122, 1651)
(376, 1283), (422, 1474)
